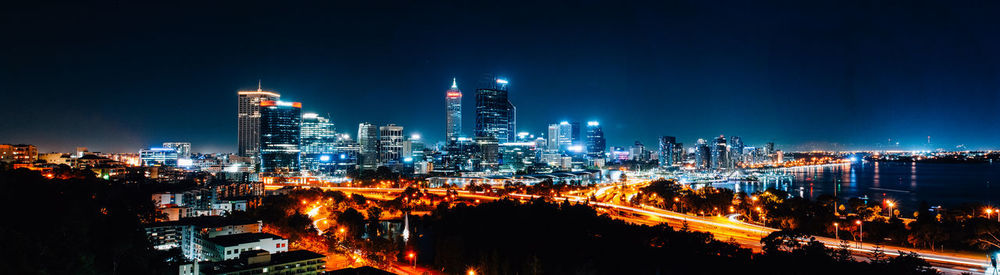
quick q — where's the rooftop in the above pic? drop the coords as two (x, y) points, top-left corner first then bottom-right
(209, 233), (284, 247)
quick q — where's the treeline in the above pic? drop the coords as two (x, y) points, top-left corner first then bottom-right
(411, 198), (940, 274)
(632, 179), (1000, 253)
(0, 168), (176, 274)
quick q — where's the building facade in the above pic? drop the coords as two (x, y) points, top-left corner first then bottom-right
(357, 123), (379, 170)
(445, 78), (462, 142)
(237, 85), (280, 157)
(259, 101), (301, 175)
(378, 124), (404, 165)
(474, 77), (516, 142)
(300, 113), (337, 175)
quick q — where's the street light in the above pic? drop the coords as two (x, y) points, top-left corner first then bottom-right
(987, 208), (993, 220)
(467, 269), (477, 275)
(855, 220), (863, 248)
(407, 252), (416, 268)
(885, 200), (895, 219)
(833, 222), (839, 241)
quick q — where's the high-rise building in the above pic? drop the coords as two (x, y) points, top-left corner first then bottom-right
(300, 113), (337, 175)
(546, 124), (561, 151)
(585, 121), (606, 159)
(570, 121), (582, 145)
(474, 77), (516, 142)
(630, 141), (648, 161)
(162, 142), (192, 158)
(658, 136), (677, 168)
(378, 124), (404, 164)
(711, 135), (728, 170)
(557, 121), (573, 150)
(237, 83), (280, 157)
(695, 139), (711, 169)
(357, 123), (379, 170)
(728, 136), (744, 168)
(445, 78), (462, 142)
(259, 100), (301, 175)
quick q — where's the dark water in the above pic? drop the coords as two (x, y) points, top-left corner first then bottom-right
(713, 161), (1000, 213)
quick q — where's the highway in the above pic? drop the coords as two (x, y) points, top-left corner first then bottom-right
(309, 184), (990, 274)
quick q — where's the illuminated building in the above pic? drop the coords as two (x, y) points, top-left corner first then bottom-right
(474, 76), (516, 142)
(546, 124), (561, 151)
(379, 124), (404, 164)
(237, 82), (280, 157)
(445, 78), (462, 142)
(711, 135), (729, 169)
(695, 139), (711, 169)
(728, 136), (744, 167)
(658, 136), (677, 168)
(585, 121), (606, 160)
(500, 141), (537, 172)
(163, 142), (191, 158)
(197, 250), (325, 275)
(140, 147), (179, 166)
(558, 121), (573, 150)
(300, 113), (337, 175)
(357, 123), (378, 170)
(474, 136), (499, 170)
(0, 144), (37, 163)
(259, 100), (301, 176)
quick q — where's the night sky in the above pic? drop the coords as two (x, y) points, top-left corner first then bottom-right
(3, 0), (1000, 153)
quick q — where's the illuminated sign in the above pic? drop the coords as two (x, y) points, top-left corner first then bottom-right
(496, 79), (508, 84)
(446, 91), (462, 98)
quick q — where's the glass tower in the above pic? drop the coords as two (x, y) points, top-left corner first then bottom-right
(259, 100), (301, 175)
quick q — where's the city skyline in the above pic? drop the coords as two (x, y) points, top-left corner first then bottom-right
(4, 1), (1000, 153)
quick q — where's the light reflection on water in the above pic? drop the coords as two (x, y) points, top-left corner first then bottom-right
(705, 162), (1000, 212)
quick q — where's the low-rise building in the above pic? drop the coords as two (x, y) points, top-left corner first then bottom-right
(204, 233), (288, 261)
(199, 250), (325, 275)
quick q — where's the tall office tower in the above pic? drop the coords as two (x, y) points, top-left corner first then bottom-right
(162, 142), (192, 158)
(238, 82), (280, 157)
(710, 135), (728, 169)
(570, 122), (582, 145)
(546, 124), (561, 151)
(259, 100), (302, 175)
(764, 141), (776, 162)
(300, 113), (337, 174)
(445, 78), (462, 142)
(378, 124), (404, 164)
(585, 121), (606, 159)
(557, 121), (573, 150)
(474, 76), (516, 142)
(357, 123), (379, 170)
(658, 136), (677, 168)
(672, 142), (685, 164)
(728, 136), (744, 168)
(695, 139), (711, 169)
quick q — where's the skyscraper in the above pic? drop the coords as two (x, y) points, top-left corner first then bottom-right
(557, 121), (573, 150)
(259, 100), (301, 175)
(357, 123), (378, 170)
(379, 124), (404, 164)
(546, 124), (561, 151)
(585, 121), (606, 159)
(445, 78), (462, 142)
(711, 135), (728, 170)
(695, 139), (711, 169)
(300, 113), (337, 175)
(237, 82), (280, 157)
(728, 136), (744, 168)
(474, 76), (516, 142)
(658, 136), (677, 168)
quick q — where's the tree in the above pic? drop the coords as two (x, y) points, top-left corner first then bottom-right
(337, 208), (366, 239)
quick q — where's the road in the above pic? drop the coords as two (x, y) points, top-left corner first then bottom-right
(311, 184), (990, 274)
